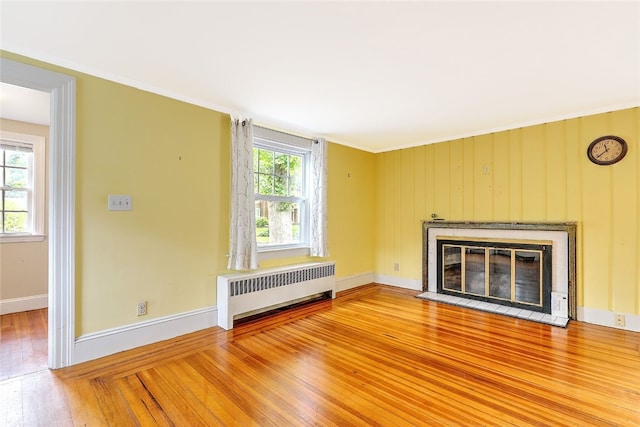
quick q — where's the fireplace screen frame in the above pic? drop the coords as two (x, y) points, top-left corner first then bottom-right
(422, 221), (577, 319)
(436, 237), (553, 313)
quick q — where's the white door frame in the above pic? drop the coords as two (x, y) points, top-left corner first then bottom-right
(1, 57), (76, 368)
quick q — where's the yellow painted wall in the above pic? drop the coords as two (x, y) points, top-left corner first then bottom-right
(0, 119), (49, 300)
(326, 143), (377, 278)
(375, 108), (640, 315)
(1, 51), (377, 336)
(2, 51), (231, 334)
(75, 78), (231, 334)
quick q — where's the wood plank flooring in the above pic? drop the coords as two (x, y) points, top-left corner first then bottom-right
(0, 308), (48, 380)
(1, 284), (639, 426)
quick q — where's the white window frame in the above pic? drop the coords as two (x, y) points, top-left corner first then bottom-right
(253, 126), (313, 257)
(0, 130), (46, 243)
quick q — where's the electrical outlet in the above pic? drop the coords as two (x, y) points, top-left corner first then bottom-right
(137, 300), (147, 316)
(614, 314), (625, 327)
(393, 263), (399, 272)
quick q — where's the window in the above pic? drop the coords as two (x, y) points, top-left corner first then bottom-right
(0, 131), (45, 242)
(253, 127), (311, 250)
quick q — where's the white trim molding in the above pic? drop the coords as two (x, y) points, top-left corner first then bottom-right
(335, 272), (375, 292)
(374, 274), (422, 291)
(1, 58), (76, 369)
(0, 294), (48, 315)
(74, 307), (218, 365)
(577, 307), (640, 333)
(0, 234), (46, 243)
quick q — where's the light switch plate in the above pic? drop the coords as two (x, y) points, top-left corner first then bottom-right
(108, 194), (132, 211)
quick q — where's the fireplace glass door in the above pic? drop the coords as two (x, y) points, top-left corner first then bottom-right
(438, 238), (552, 313)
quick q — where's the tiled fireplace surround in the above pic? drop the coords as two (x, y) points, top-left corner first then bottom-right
(422, 221), (577, 326)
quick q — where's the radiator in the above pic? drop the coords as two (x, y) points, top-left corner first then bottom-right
(217, 262), (336, 330)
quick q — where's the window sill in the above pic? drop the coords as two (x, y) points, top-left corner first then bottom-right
(0, 234), (47, 244)
(257, 246), (310, 261)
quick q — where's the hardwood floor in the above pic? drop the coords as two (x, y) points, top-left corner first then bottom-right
(1, 284), (639, 426)
(0, 308), (48, 380)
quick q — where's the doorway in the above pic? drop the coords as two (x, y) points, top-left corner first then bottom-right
(1, 96), (50, 377)
(1, 57), (76, 369)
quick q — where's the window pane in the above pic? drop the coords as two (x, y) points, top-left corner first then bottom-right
(5, 190), (28, 211)
(4, 212), (28, 233)
(255, 200), (269, 244)
(273, 152), (289, 196)
(257, 149), (273, 174)
(254, 148), (305, 199)
(6, 167), (28, 188)
(274, 174), (287, 196)
(258, 173), (273, 195)
(6, 151), (29, 167)
(274, 153), (288, 177)
(0, 166), (4, 187)
(289, 175), (302, 197)
(255, 200), (301, 246)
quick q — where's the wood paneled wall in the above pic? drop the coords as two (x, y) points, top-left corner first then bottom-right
(375, 107), (639, 315)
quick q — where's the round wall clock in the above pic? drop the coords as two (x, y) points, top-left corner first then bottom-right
(587, 135), (628, 165)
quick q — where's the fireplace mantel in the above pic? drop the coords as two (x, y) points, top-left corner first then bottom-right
(422, 221), (577, 318)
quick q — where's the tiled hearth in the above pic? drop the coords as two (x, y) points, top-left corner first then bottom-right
(417, 291), (569, 327)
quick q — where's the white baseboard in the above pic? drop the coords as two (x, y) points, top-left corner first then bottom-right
(374, 274), (422, 291)
(577, 307), (640, 333)
(57, 293), (640, 366)
(73, 306), (218, 365)
(0, 294), (48, 315)
(72, 270), (404, 365)
(336, 272), (375, 292)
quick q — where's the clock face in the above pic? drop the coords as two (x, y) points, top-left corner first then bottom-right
(587, 136), (628, 165)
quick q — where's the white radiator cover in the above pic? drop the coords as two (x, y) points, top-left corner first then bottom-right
(217, 262), (336, 330)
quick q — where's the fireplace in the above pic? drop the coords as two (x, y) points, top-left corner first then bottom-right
(437, 237), (552, 313)
(422, 222), (577, 322)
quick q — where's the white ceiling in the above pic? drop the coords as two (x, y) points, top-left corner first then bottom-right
(0, 82), (50, 126)
(1, 1), (638, 153)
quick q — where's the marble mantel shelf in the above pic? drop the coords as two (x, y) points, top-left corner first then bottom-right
(421, 221), (578, 319)
(421, 220), (577, 229)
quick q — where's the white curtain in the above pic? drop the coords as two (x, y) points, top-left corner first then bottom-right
(310, 137), (328, 257)
(228, 117), (259, 270)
